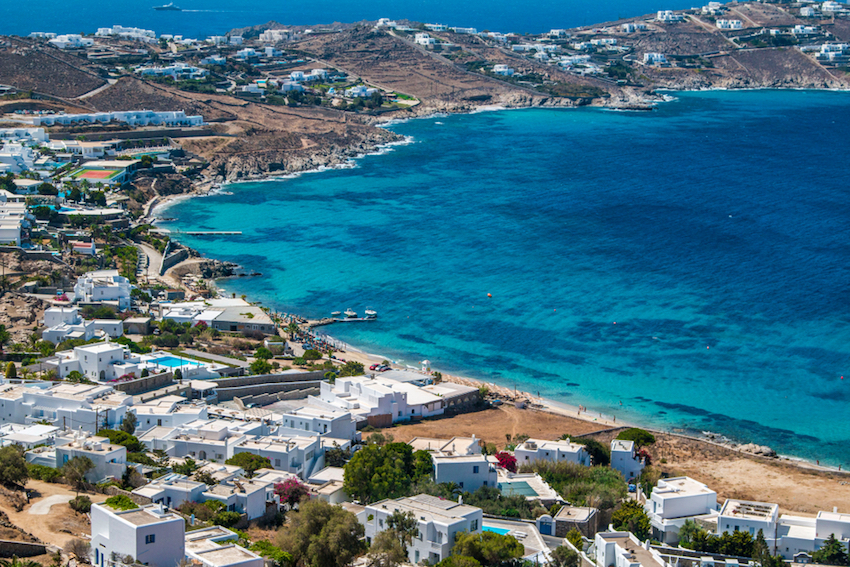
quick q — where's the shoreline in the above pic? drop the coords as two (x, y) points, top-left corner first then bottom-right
(146, 94), (847, 473)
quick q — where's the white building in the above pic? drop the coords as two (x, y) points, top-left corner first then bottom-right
(0, 380), (131, 432)
(185, 527), (264, 567)
(595, 531), (669, 567)
(132, 472), (208, 509)
(35, 430), (128, 482)
(415, 33), (437, 46)
(319, 375), (444, 424)
(0, 128), (48, 144)
(822, 1), (847, 13)
(657, 10), (685, 22)
(278, 403), (358, 442)
(131, 397), (208, 434)
(646, 476), (718, 544)
(425, 23), (448, 32)
(232, 434), (326, 478)
(0, 202), (32, 245)
(643, 52), (668, 65)
(452, 27), (478, 34)
(716, 19), (743, 30)
(0, 142), (36, 173)
(801, 6), (817, 16)
(432, 454), (496, 491)
(157, 298), (276, 335)
(50, 341), (129, 381)
(48, 34), (94, 49)
(793, 25), (820, 36)
(135, 63), (208, 80)
(35, 109), (203, 128)
(345, 85), (379, 98)
(259, 29), (294, 43)
(514, 438), (590, 466)
(95, 25), (156, 42)
(91, 502), (185, 567)
(610, 439), (645, 482)
(201, 479), (268, 520)
(229, 35), (243, 45)
(702, 2), (725, 15)
(42, 306), (96, 344)
(493, 64), (515, 76)
(74, 269), (133, 310)
(717, 499), (850, 560)
(362, 494), (483, 564)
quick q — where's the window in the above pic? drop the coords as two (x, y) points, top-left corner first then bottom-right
(471, 520), (478, 531)
(379, 519), (384, 527)
(145, 534), (155, 544)
(459, 482), (464, 488)
(473, 466), (479, 474)
(275, 459), (281, 467)
(749, 528), (755, 535)
(734, 526), (739, 532)
(157, 419), (162, 426)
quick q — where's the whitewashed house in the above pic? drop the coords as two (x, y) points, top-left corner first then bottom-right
(91, 502), (185, 567)
(74, 269), (133, 310)
(514, 438), (590, 466)
(595, 531), (669, 567)
(610, 439), (645, 482)
(645, 476), (718, 544)
(132, 473), (208, 509)
(362, 494), (483, 564)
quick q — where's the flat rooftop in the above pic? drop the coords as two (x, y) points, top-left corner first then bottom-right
(720, 500), (779, 521)
(654, 477), (715, 498)
(555, 505), (596, 522)
(192, 545), (260, 566)
(114, 506), (181, 526)
(600, 533), (665, 567)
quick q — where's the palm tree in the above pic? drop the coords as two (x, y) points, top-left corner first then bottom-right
(286, 321), (300, 340)
(0, 555), (42, 567)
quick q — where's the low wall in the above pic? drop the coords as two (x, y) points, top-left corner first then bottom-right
(104, 485), (153, 506)
(161, 249), (189, 275)
(0, 540), (47, 558)
(214, 380), (321, 402)
(234, 387), (320, 407)
(112, 371), (173, 395)
(212, 371), (324, 389)
(49, 128), (215, 141)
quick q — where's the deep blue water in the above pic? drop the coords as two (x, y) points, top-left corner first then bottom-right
(3, 0), (696, 38)
(162, 90), (850, 466)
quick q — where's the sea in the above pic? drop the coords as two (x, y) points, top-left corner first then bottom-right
(158, 90), (850, 466)
(3, 0), (697, 39)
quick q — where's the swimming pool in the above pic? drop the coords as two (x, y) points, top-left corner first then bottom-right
(497, 481), (538, 497)
(482, 526), (511, 535)
(148, 356), (203, 368)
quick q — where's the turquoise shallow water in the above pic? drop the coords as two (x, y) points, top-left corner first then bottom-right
(163, 90), (850, 465)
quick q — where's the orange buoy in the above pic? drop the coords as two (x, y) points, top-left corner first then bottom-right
(487, 293), (492, 298)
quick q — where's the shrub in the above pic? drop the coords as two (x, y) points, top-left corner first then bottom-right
(213, 511), (242, 527)
(105, 494), (138, 511)
(27, 463), (62, 482)
(616, 428), (656, 447)
(69, 495), (92, 514)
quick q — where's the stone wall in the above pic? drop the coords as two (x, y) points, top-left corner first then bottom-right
(0, 540), (47, 558)
(160, 248), (189, 275)
(112, 371), (173, 395)
(215, 380), (321, 402)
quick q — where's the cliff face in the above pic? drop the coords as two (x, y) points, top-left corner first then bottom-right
(186, 127), (402, 182)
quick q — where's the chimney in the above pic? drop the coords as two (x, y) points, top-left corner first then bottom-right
(835, 507), (839, 513)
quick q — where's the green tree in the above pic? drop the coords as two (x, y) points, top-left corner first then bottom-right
(368, 530), (407, 567)
(97, 429), (144, 452)
(68, 187), (82, 202)
(437, 557), (482, 567)
(173, 457), (199, 475)
(570, 438), (610, 466)
(121, 412), (138, 434)
(452, 531), (524, 567)
(386, 510), (419, 553)
(678, 519), (705, 546)
(250, 358), (273, 375)
(226, 452), (271, 477)
(69, 495), (92, 514)
(4, 362), (16, 380)
(276, 499), (365, 567)
(173, 368), (183, 381)
(338, 360), (364, 377)
(38, 183), (58, 195)
(612, 500), (651, 541)
(616, 428), (656, 447)
(255, 347), (273, 360)
(303, 349), (322, 361)
(812, 534), (848, 566)
(565, 528), (584, 550)
(344, 443), (427, 503)
(63, 456), (95, 494)
(0, 446), (29, 487)
(551, 546), (579, 567)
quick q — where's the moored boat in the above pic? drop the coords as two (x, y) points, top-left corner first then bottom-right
(154, 2), (182, 10)
(344, 308), (357, 318)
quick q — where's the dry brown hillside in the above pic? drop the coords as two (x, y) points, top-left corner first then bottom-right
(0, 38), (105, 97)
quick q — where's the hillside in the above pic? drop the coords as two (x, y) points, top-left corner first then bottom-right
(0, 37), (105, 98)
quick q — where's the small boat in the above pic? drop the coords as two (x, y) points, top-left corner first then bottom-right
(331, 311), (341, 317)
(364, 309), (378, 319)
(154, 2), (182, 10)
(344, 308), (357, 318)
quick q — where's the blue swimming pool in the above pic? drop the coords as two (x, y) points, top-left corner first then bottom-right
(148, 356), (203, 368)
(482, 526), (511, 535)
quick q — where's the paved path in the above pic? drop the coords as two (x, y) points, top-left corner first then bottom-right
(28, 494), (70, 515)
